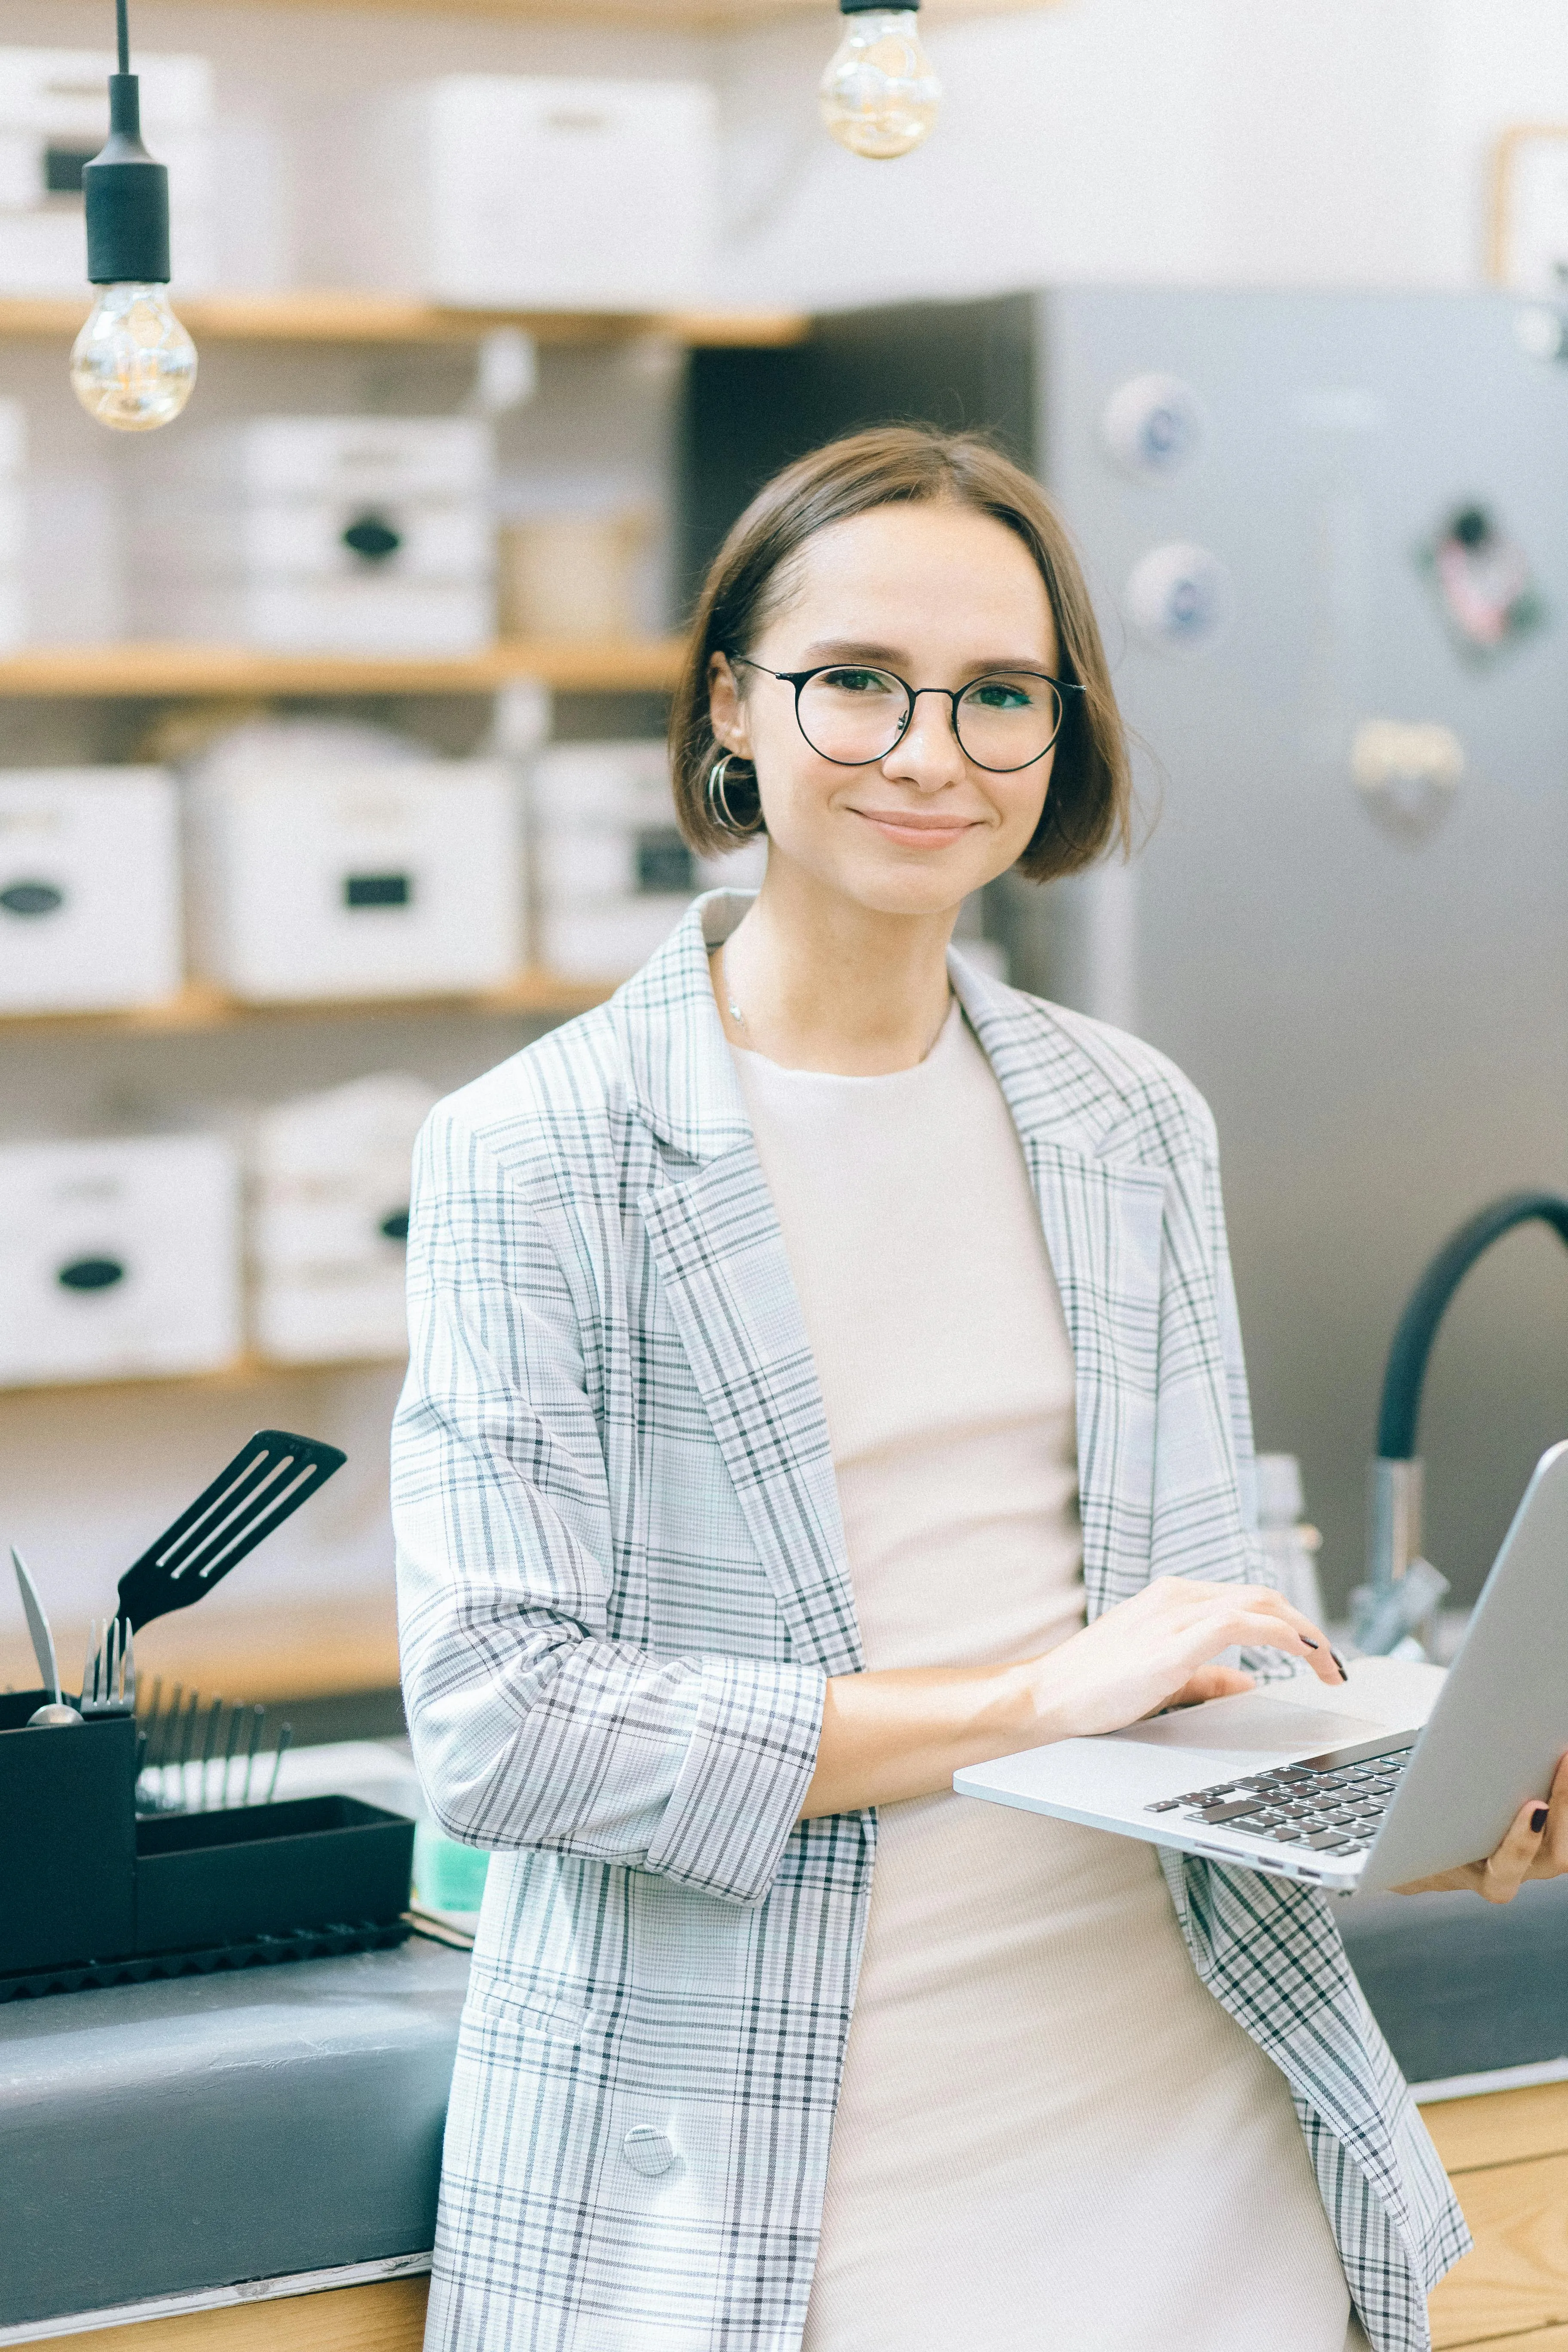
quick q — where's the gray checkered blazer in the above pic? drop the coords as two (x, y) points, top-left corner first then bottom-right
(394, 891), (1467, 2352)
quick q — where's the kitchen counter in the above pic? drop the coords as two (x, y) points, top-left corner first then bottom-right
(5, 1687), (1567, 2345)
(0, 1935), (468, 2339)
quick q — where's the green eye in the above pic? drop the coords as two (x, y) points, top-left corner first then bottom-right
(822, 667), (900, 695)
(966, 678), (1037, 711)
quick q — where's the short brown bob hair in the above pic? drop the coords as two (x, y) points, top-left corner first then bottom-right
(670, 425), (1131, 881)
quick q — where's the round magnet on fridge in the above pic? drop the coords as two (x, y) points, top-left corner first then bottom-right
(1350, 718), (1464, 844)
(1124, 542), (1232, 657)
(1102, 374), (1207, 481)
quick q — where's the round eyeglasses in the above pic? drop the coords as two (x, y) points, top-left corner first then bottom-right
(729, 655), (1082, 775)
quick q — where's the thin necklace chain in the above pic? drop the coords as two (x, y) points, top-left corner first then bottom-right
(720, 941), (955, 1062)
(719, 944), (748, 1032)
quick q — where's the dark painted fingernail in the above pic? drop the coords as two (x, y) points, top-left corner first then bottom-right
(1531, 1806), (1549, 1833)
(1302, 1636), (1320, 1650)
(1330, 1649), (1348, 1678)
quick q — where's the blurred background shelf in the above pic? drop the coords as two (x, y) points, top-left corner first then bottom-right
(150, 0), (1047, 22)
(0, 971), (619, 1033)
(0, 292), (810, 348)
(0, 1348), (407, 1398)
(0, 1594), (402, 1709)
(0, 637), (686, 698)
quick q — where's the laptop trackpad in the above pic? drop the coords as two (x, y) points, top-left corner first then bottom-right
(1104, 1690), (1387, 1758)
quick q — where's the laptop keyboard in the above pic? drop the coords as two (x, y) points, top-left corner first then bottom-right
(1143, 1733), (1417, 1857)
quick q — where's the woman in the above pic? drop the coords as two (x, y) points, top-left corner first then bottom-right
(394, 427), (1565, 2352)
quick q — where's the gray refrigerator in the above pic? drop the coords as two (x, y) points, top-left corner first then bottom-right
(1035, 289), (1568, 1615)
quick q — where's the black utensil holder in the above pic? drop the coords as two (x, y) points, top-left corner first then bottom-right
(0, 1689), (414, 1997)
(0, 1694), (136, 1975)
(136, 1797), (414, 1954)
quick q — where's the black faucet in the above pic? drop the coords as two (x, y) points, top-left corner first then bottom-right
(1354, 1192), (1568, 1654)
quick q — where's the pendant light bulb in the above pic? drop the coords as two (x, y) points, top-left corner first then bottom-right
(820, 3), (940, 162)
(71, 13), (196, 432)
(71, 282), (196, 432)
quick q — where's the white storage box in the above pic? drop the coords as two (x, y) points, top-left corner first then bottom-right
(139, 498), (493, 585)
(253, 1268), (409, 1365)
(187, 759), (523, 1001)
(0, 1133), (240, 1385)
(0, 399), (26, 652)
(145, 416), (494, 504)
(132, 416), (496, 652)
(0, 484), (26, 571)
(0, 50), (214, 295)
(543, 898), (692, 977)
(248, 1073), (435, 1364)
(141, 579), (494, 656)
(0, 573), (25, 653)
(0, 768), (180, 1012)
(531, 741), (762, 977)
(322, 77), (716, 309)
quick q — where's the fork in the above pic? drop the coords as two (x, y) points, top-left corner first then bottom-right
(80, 1617), (136, 1716)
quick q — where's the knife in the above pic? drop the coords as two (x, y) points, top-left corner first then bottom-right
(12, 1546), (60, 1703)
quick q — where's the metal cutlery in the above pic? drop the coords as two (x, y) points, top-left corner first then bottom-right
(135, 1686), (292, 1814)
(80, 1616), (136, 1717)
(11, 1547), (82, 1727)
(114, 1429), (347, 1636)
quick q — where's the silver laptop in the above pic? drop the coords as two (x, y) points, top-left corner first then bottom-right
(954, 1439), (1568, 1895)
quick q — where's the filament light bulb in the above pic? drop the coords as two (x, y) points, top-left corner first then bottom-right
(820, 6), (940, 162)
(73, 26), (196, 434)
(71, 282), (196, 431)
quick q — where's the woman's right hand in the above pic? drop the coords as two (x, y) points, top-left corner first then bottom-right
(1025, 1575), (1346, 1745)
(800, 1574), (1346, 1818)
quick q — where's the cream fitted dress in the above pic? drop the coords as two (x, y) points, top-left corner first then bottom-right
(732, 1000), (1367, 2352)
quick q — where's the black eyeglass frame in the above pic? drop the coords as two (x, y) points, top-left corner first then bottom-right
(728, 654), (1085, 775)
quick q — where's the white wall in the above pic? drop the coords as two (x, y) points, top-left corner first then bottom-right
(716, 0), (1568, 306)
(13, 0), (1568, 307)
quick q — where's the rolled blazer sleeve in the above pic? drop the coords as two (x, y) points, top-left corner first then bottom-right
(392, 1105), (826, 1908)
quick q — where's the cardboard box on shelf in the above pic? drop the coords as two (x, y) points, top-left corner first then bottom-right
(0, 1133), (240, 1386)
(0, 767), (180, 1012)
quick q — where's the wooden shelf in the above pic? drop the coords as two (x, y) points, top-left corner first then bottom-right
(0, 1348), (408, 1402)
(0, 635), (686, 699)
(0, 970), (618, 1037)
(0, 290), (808, 348)
(151, 0), (1055, 23)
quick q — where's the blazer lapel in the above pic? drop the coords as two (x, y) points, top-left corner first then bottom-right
(1025, 1137), (1166, 1622)
(616, 897), (861, 1677)
(640, 1152), (862, 1676)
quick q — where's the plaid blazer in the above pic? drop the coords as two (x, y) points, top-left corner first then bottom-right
(393, 891), (1467, 2352)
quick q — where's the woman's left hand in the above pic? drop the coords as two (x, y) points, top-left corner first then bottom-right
(1395, 1751), (1568, 1901)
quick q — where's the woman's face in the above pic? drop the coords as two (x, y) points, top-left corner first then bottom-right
(708, 501), (1061, 919)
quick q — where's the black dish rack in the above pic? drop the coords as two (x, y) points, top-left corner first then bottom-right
(0, 1690), (414, 2002)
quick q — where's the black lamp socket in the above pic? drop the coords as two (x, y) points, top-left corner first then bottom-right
(83, 74), (170, 285)
(839, 0), (919, 12)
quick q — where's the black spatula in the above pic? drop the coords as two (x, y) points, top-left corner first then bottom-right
(116, 1430), (347, 1634)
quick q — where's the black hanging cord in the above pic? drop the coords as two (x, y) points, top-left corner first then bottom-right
(84, 0), (172, 287)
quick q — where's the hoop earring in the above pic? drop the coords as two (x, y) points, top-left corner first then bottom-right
(706, 753), (764, 839)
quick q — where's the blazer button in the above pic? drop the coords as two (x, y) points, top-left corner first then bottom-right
(622, 2126), (677, 2177)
